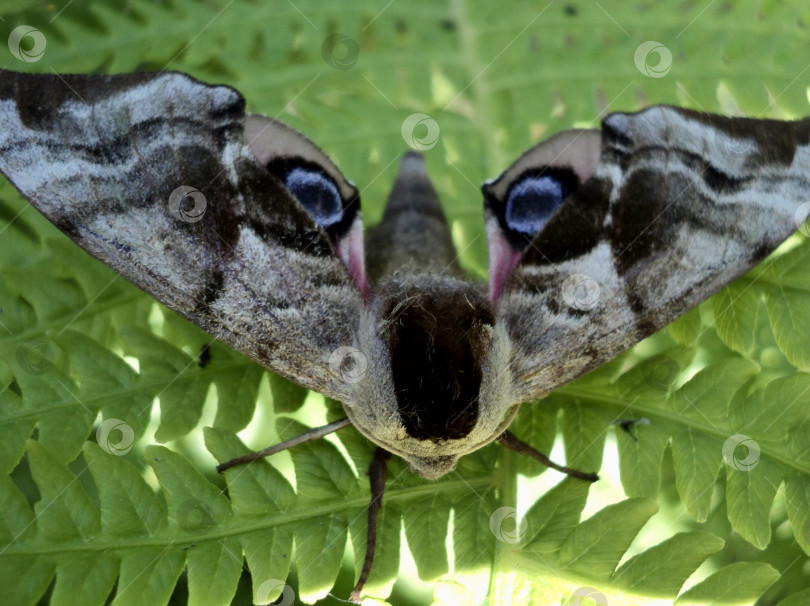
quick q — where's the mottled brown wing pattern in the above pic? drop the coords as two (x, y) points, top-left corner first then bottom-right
(498, 106), (810, 402)
(0, 69), (363, 401)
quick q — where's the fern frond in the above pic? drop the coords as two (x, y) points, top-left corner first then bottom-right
(1, 0), (809, 604)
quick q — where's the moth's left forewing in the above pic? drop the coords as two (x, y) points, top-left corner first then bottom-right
(0, 69), (366, 402)
(488, 105), (810, 402)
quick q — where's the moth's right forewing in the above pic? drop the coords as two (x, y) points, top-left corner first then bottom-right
(492, 106), (810, 402)
(0, 69), (364, 402)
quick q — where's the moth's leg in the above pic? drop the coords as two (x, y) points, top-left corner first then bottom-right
(215, 418), (351, 472)
(497, 431), (599, 482)
(350, 447), (392, 603)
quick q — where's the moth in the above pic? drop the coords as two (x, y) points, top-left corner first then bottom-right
(1, 68), (809, 602)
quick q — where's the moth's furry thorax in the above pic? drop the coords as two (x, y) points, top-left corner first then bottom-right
(342, 275), (517, 480)
(381, 280), (495, 441)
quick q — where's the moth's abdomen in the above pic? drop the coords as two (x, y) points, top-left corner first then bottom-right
(381, 280), (494, 441)
(366, 152), (462, 284)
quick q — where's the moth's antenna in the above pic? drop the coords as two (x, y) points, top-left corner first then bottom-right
(216, 417), (352, 473)
(497, 431), (599, 482)
(350, 447), (391, 603)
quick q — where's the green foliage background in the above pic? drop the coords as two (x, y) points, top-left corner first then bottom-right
(0, 1), (809, 604)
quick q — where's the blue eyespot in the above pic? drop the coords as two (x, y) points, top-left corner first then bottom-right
(284, 167), (343, 227)
(505, 175), (566, 236)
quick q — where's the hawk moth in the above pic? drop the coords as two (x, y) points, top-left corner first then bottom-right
(1, 68), (808, 602)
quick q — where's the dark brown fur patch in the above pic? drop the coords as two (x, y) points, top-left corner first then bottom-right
(383, 287), (494, 441)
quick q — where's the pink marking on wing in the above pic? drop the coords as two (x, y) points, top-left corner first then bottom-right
(337, 217), (369, 300)
(487, 218), (523, 301)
